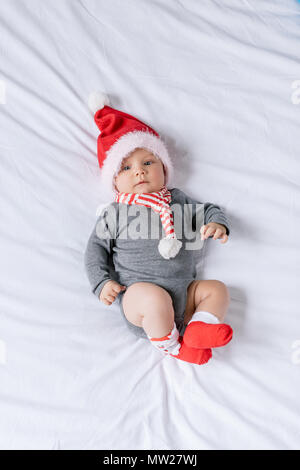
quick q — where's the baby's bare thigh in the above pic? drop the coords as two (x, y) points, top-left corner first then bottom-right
(122, 282), (173, 327)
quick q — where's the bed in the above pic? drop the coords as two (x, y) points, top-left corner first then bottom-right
(0, 0), (299, 450)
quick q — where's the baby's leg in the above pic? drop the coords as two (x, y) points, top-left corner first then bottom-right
(122, 282), (174, 338)
(122, 282), (212, 365)
(183, 280), (233, 349)
(184, 280), (230, 325)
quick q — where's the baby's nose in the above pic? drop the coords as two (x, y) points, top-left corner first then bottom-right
(135, 166), (145, 175)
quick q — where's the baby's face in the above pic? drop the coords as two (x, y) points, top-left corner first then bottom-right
(113, 148), (165, 194)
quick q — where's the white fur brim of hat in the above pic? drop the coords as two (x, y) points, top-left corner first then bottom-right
(88, 91), (174, 200)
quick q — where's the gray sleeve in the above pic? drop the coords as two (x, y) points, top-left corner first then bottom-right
(84, 206), (116, 298)
(204, 202), (230, 236)
(172, 188), (230, 237)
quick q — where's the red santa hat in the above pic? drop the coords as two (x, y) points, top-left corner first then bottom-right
(88, 91), (174, 197)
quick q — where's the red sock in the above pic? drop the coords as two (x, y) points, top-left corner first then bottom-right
(148, 323), (212, 366)
(183, 311), (233, 349)
(170, 336), (212, 365)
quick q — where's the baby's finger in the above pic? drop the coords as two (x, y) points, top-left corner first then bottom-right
(106, 294), (116, 303)
(200, 225), (209, 239)
(200, 225), (206, 235)
(203, 226), (215, 239)
(112, 284), (126, 294)
(220, 234), (228, 244)
(213, 228), (223, 240)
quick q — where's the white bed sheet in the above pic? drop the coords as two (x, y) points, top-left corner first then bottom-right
(0, 0), (300, 450)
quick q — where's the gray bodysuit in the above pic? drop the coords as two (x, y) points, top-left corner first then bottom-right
(84, 188), (230, 339)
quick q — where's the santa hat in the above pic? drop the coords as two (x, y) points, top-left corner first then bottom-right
(88, 91), (174, 198)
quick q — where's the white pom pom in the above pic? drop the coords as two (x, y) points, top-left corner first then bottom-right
(88, 91), (110, 114)
(158, 237), (182, 259)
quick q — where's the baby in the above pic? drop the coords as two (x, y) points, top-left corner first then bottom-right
(84, 92), (233, 366)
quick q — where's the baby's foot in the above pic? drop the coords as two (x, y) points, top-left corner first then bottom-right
(169, 336), (212, 365)
(183, 321), (233, 349)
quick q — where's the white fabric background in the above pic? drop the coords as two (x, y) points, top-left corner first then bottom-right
(0, 0), (299, 450)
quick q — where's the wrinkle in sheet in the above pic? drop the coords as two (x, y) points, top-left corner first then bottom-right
(78, 0), (126, 40)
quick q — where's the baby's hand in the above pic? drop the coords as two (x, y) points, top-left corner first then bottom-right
(200, 223), (228, 244)
(99, 280), (126, 305)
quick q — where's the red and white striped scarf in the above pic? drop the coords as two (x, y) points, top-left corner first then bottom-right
(115, 185), (182, 259)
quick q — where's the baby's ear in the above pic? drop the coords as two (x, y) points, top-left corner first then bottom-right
(162, 164), (167, 181)
(113, 175), (118, 191)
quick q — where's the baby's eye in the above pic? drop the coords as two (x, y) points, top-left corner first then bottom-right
(144, 161), (153, 165)
(122, 165), (130, 171)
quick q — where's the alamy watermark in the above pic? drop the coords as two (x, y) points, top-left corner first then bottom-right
(291, 80), (300, 105)
(291, 340), (300, 365)
(96, 203), (205, 251)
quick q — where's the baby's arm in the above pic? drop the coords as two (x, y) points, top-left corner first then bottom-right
(203, 202), (230, 237)
(171, 188), (230, 238)
(84, 205), (117, 299)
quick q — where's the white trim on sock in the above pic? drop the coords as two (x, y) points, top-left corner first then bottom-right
(188, 311), (220, 326)
(147, 321), (181, 356)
